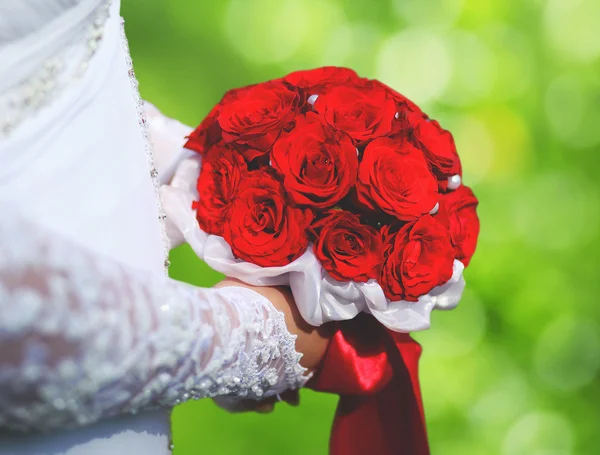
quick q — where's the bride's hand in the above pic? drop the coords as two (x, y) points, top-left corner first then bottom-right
(213, 278), (333, 413)
(215, 278), (333, 372)
(213, 389), (300, 414)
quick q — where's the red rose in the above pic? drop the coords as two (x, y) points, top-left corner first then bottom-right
(312, 211), (382, 282)
(184, 104), (221, 155)
(184, 85), (260, 155)
(217, 81), (300, 159)
(271, 113), (358, 208)
(221, 83), (259, 103)
(223, 169), (312, 267)
(193, 144), (248, 235)
(284, 67), (359, 95)
(356, 137), (438, 221)
(436, 185), (479, 266)
(313, 80), (396, 143)
(409, 112), (462, 189)
(380, 215), (454, 302)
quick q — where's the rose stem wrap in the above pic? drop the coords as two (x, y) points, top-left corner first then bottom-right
(307, 314), (430, 455)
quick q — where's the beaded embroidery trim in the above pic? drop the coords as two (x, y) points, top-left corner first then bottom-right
(0, 1), (111, 140)
(119, 17), (171, 274)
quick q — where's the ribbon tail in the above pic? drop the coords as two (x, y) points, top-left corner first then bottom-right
(386, 331), (430, 455)
(309, 316), (430, 455)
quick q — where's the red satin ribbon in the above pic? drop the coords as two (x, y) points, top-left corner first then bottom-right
(307, 314), (430, 455)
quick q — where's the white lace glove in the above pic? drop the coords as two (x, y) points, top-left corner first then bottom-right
(0, 201), (308, 432)
(143, 101), (195, 186)
(143, 101), (196, 248)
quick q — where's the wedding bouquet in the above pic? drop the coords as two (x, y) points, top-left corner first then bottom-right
(163, 67), (479, 455)
(179, 66), (479, 333)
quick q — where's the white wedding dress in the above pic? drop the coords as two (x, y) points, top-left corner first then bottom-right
(0, 1), (307, 454)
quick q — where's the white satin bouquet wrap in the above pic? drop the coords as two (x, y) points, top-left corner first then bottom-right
(161, 155), (466, 333)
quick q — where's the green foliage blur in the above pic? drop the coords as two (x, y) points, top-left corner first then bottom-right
(123, 0), (600, 453)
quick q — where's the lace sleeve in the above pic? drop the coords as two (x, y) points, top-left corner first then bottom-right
(0, 203), (308, 432)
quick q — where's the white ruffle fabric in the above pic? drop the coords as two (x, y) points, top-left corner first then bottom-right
(161, 155), (466, 333)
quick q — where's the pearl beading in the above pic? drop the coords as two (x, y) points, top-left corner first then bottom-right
(0, 1), (111, 140)
(119, 17), (171, 274)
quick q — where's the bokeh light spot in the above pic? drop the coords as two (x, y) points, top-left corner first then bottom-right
(375, 30), (452, 105)
(508, 268), (574, 332)
(417, 289), (486, 359)
(544, 0), (600, 63)
(321, 24), (382, 77)
(545, 73), (600, 149)
(418, 359), (455, 420)
(442, 31), (497, 106)
(451, 115), (494, 186)
(513, 173), (600, 250)
(461, 0), (509, 24)
(225, 0), (310, 64)
(481, 107), (531, 178)
(392, 0), (465, 28)
(502, 412), (574, 455)
(470, 374), (531, 428)
(534, 315), (600, 391)
(484, 25), (535, 101)
(420, 345), (521, 424)
(281, 1), (347, 70)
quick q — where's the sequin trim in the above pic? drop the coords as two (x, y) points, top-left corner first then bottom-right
(119, 17), (171, 274)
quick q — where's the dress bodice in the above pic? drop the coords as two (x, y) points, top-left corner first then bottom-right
(0, 1), (171, 453)
(0, 1), (80, 43)
(0, 0), (168, 276)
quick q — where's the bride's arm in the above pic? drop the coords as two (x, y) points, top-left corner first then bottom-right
(143, 101), (331, 386)
(0, 202), (328, 432)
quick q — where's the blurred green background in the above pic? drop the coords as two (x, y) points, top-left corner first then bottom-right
(123, 0), (600, 453)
